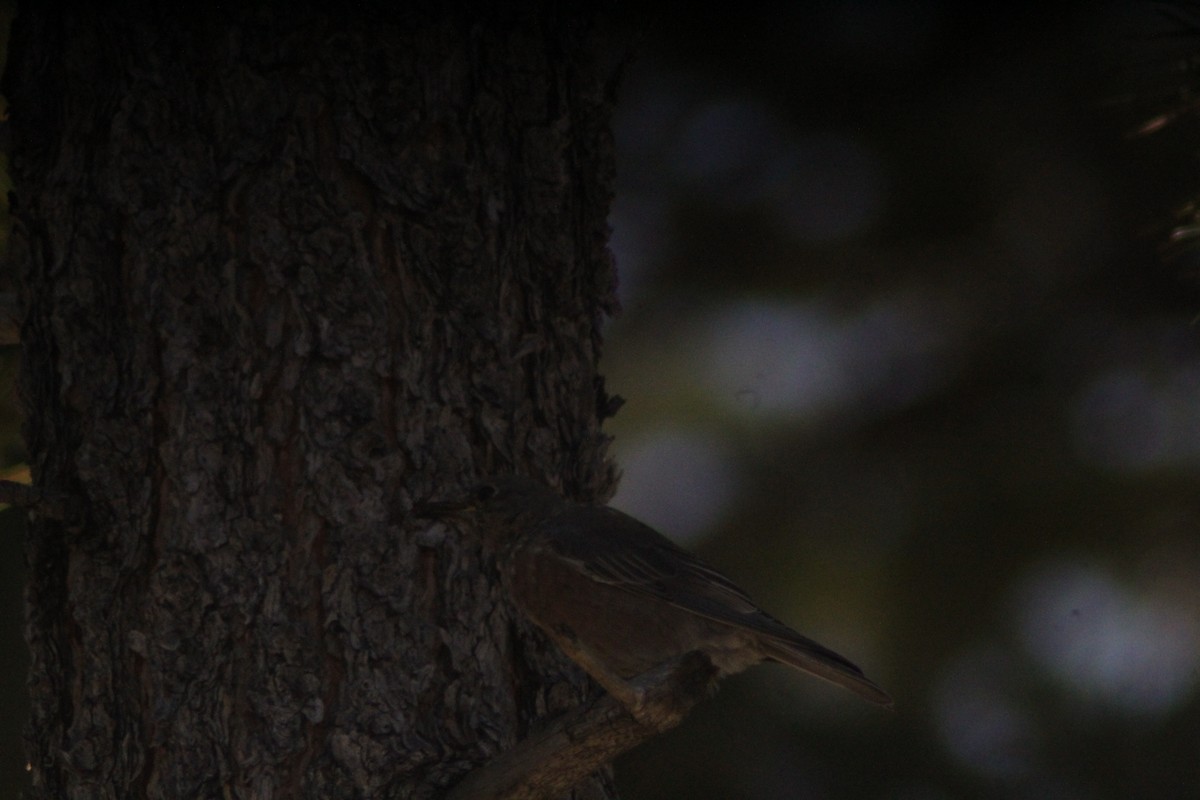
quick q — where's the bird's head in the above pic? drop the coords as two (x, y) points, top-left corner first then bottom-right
(414, 475), (567, 529)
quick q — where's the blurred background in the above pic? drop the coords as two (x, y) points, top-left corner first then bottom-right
(603, 2), (1200, 799)
(3, 1), (1200, 798)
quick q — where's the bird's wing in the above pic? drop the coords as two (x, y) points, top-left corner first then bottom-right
(539, 505), (892, 707)
(541, 506), (815, 642)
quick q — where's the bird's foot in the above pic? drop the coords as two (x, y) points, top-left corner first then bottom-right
(621, 652), (719, 730)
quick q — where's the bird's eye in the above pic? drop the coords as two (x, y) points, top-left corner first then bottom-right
(474, 484), (498, 503)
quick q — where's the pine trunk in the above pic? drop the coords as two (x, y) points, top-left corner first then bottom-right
(6, 5), (621, 798)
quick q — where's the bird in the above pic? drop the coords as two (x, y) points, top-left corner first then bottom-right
(417, 474), (892, 713)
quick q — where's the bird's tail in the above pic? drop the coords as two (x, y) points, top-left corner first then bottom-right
(761, 634), (893, 708)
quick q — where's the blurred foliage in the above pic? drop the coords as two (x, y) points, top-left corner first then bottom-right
(604, 2), (1200, 799)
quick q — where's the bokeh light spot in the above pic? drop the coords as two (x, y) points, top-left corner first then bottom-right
(610, 427), (740, 544)
(1014, 560), (1200, 715)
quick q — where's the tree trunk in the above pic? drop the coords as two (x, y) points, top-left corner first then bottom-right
(6, 4), (621, 798)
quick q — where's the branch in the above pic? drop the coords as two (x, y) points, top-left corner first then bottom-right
(446, 652), (717, 800)
(0, 480), (85, 523)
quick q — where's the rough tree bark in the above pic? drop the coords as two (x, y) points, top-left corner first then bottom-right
(6, 4), (623, 798)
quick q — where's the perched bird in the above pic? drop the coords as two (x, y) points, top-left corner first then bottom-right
(418, 475), (892, 711)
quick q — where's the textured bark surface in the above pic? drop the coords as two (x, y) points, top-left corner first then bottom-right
(6, 5), (620, 798)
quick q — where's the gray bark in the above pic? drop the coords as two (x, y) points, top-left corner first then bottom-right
(6, 4), (621, 798)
